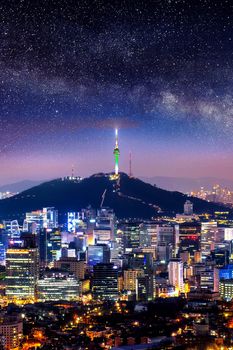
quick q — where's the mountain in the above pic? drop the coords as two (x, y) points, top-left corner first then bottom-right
(0, 173), (229, 222)
(140, 176), (233, 193)
(2, 176), (233, 197)
(0, 180), (43, 193)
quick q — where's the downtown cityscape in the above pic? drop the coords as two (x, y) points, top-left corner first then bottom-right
(1, 0), (233, 350)
(0, 130), (233, 350)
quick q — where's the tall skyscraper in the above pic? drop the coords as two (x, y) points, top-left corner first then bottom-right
(5, 246), (39, 301)
(168, 258), (184, 293)
(94, 207), (115, 242)
(201, 222), (218, 259)
(38, 229), (62, 266)
(121, 222), (140, 251)
(92, 263), (118, 300)
(113, 128), (120, 176)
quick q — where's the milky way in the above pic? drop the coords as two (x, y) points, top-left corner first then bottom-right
(0, 0), (233, 183)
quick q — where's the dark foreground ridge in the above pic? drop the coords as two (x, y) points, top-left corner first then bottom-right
(0, 172), (228, 221)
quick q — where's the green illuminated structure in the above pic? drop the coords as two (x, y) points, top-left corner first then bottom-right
(113, 128), (120, 176)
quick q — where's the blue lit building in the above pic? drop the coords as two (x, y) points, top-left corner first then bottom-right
(38, 229), (62, 266)
(0, 229), (10, 264)
(219, 264), (233, 280)
(87, 244), (110, 266)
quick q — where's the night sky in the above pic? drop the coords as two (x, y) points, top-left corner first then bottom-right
(0, 0), (233, 184)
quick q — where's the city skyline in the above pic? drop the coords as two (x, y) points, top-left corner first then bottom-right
(1, 1), (233, 184)
(2, 3), (233, 349)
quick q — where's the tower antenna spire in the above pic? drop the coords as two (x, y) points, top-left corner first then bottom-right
(115, 128), (118, 147)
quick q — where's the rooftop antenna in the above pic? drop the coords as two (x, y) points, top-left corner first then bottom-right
(71, 164), (74, 178)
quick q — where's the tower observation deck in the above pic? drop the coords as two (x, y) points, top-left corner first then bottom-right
(113, 128), (120, 177)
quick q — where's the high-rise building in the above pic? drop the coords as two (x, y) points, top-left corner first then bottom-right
(0, 242), (5, 265)
(5, 247), (39, 301)
(3, 220), (20, 240)
(47, 229), (62, 262)
(87, 244), (110, 266)
(200, 266), (218, 292)
(92, 263), (118, 300)
(96, 208), (115, 241)
(224, 227), (233, 241)
(37, 270), (80, 301)
(177, 222), (201, 259)
(124, 269), (144, 292)
(157, 225), (174, 245)
(156, 225), (176, 260)
(38, 229), (48, 265)
(219, 279), (233, 301)
(54, 257), (86, 280)
(67, 208), (96, 234)
(192, 263), (219, 292)
(145, 223), (157, 249)
(210, 249), (229, 267)
(67, 212), (79, 233)
(136, 274), (154, 301)
(168, 258), (184, 293)
(127, 251), (153, 272)
(219, 264), (233, 280)
(24, 207), (58, 232)
(110, 241), (122, 266)
(38, 229), (62, 266)
(201, 222), (218, 259)
(42, 207), (58, 229)
(157, 242), (173, 263)
(23, 210), (44, 233)
(93, 229), (111, 243)
(139, 224), (150, 248)
(121, 223), (140, 251)
(0, 315), (23, 350)
(0, 229), (9, 265)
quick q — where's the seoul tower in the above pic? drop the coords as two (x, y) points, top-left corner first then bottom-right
(113, 128), (120, 177)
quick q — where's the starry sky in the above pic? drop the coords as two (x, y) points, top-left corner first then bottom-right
(0, 0), (233, 184)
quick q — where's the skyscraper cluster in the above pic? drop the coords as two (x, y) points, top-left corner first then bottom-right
(0, 199), (233, 306)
